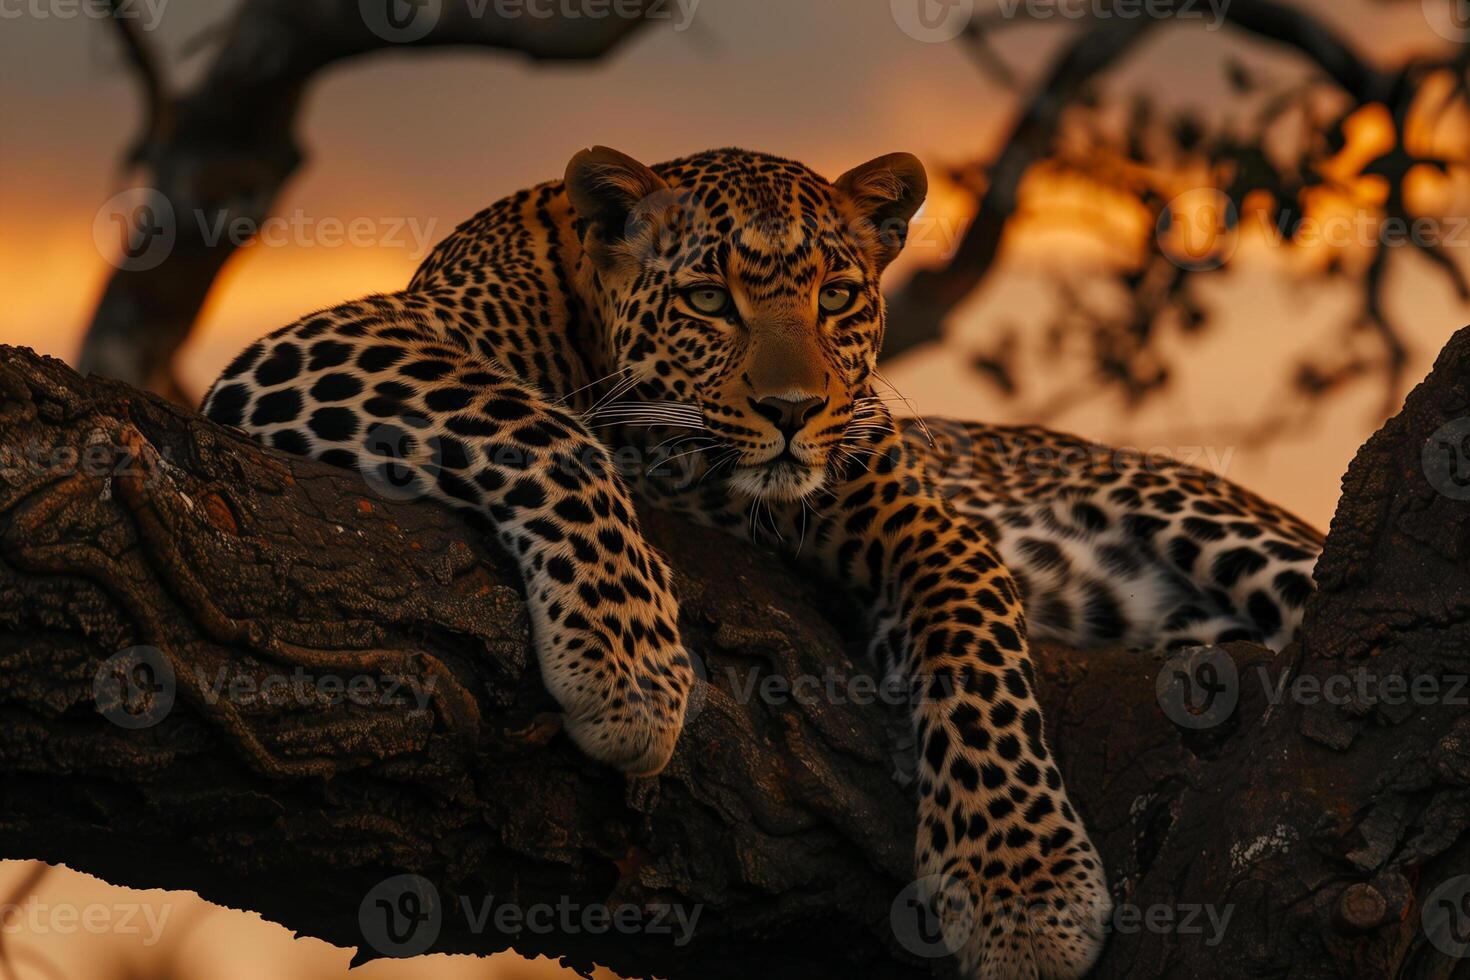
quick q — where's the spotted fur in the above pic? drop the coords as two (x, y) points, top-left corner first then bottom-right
(203, 147), (1321, 978)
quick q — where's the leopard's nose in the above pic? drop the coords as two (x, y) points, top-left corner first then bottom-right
(750, 393), (826, 439)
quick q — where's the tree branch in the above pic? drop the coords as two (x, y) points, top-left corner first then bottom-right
(881, 0), (1397, 361)
(106, 0), (169, 164)
(3, 332), (1470, 975)
(883, 15), (1158, 360)
(81, 0), (663, 398)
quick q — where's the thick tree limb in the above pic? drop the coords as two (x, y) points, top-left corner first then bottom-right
(81, 0), (661, 397)
(1, 334), (1469, 977)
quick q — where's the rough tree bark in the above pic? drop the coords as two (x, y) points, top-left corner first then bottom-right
(1, 333), (1468, 978)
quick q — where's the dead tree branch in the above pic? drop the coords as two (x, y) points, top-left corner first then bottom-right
(881, 0), (1399, 361)
(81, 0), (662, 398)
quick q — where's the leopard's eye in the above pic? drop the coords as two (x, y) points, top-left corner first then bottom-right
(683, 286), (733, 317)
(818, 282), (860, 315)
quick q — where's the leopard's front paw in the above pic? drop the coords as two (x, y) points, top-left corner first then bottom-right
(520, 540), (695, 776)
(531, 592), (694, 776)
(558, 644), (694, 776)
(918, 821), (1111, 979)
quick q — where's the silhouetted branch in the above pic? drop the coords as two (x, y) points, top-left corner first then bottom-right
(884, 14), (1157, 360)
(81, 0), (664, 399)
(884, 0), (1467, 448)
(882, 0), (1412, 356)
(106, 0), (169, 164)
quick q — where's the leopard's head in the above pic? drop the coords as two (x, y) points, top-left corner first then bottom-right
(565, 146), (926, 501)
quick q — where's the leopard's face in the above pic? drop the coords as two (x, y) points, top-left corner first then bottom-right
(566, 147), (926, 501)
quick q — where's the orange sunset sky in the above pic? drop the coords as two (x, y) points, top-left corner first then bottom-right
(2, 0), (1469, 976)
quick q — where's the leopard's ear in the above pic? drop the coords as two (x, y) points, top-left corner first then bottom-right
(565, 146), (669, 267)
(834, 152), (928, 268)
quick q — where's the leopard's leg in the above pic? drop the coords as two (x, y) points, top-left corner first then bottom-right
(202, 297), (694, 775)
(963, 498), (1286, 650)
(969, 494), (1321, 651)
(731, 432), (1112, 978)
(651, 424), (1111, 974)
(931, 420), (1323, 651)
(879, 517), (1108, 977)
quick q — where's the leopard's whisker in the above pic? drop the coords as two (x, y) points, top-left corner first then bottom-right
(586, 370), (645, 414)
(662, 443), (717, 465)
(586, 400), (705, 428)
(651, 432), (713, 452)
(591, 399), (702, 412)
(696, 449), (741, 487)
(764, 499), (784, 544)
(603, 413), (706, 426)
(560, 365), (634, 406)
(591, 420), (706, 431)
(590, 414), (704, 426)
(873, 371), (933, 446)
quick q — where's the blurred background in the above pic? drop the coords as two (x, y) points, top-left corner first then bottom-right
(2, 0), (1467, 976)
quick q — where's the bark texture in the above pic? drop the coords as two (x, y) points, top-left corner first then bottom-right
(1, 335), (1468, 978)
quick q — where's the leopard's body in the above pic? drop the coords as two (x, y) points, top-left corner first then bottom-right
(202, 147), (1322, 978)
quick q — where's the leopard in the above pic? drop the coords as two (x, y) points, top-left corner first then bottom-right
(201, 146), (1323, 978)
